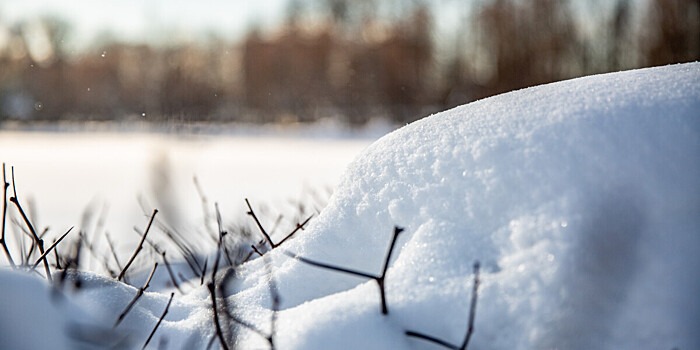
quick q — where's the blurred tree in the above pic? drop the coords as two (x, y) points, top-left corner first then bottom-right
(642, 0), (700, 66)
(0, 0), (698, 125)
(473, 0), (580, 97)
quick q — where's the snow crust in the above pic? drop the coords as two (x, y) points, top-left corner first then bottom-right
(1, 62), (698, 349)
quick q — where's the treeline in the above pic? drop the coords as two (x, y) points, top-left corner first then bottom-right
(0, 0), (698, 125)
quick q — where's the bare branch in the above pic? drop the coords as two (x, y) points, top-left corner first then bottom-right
(142, 292), (175, 350)
(208, 281), (231, 350)
(275, 214), (313, 247)
(405, 260), (482, 350)
(284, 226), (404, 315)
(1, 163), (16, 267)
(31, 226), (73, 271)
(115, 262), (159, 328)
(118, 209), (158, 281)
(460, 261), (481, 350)
(245, 198), (274, 248)
(10, 167), (52, 282)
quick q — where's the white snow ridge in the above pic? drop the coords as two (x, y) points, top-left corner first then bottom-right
(2, 62), (699, 350)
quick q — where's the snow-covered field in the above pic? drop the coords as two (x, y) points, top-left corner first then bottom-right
(1, 62), (699, 350)
(0, 129), (378, 253)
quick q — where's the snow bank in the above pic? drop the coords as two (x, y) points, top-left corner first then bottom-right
(1, 62), (698, 350)
(236, 62), (700, 349)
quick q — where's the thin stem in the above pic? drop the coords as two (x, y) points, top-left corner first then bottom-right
(405, 331), (460, 350)
(381, 226), (403, 277)
(265, 257), (280, 350)
(208, 282), (231, 350)
(405, 260), (482, 350)
(31, 226), (73, 271)
(245, 198), (274, 248)
(115, 262), (158, 327)
(105, 232), (124, 279)
(142, 292), (174, 350)
(118, 209), (158, 281)
(274, 214), (313, 247)
(251, 244), (264, 257)
(283, 251), (378, 280)
(161, 252), (183, 294)
(1, 163), (15, 267)
(460, 261), (481, 350)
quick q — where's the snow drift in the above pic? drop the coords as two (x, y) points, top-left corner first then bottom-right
(1, 62), (698, 350)
(237, 62), (700, 350)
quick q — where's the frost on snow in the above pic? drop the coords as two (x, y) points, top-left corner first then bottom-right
(1, 62), (699, 350)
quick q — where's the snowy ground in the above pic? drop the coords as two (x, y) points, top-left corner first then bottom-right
(1, 62), (699, 350)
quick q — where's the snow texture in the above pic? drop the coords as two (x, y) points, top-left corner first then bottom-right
(1, 62), (698, 350)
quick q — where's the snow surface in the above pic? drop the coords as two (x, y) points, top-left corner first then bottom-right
(1, 62), (699, 350)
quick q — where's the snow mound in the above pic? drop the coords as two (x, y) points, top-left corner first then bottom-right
(1, 63), (698, 350)
(236, 63), (700, 349)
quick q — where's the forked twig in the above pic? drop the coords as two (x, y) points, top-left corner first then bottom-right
(285, 226), (404, 315)
(10, 167), (52, 281)
(246, 198), (312, 251)
(142, 292), (175, 350)
(405, 261), (481, 350)
(118, 209), (158, 281)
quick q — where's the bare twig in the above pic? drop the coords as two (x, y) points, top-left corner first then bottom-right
(161, 251), (183, 294)
(218, 260), (279, 349)
(55, 237), (84, 291)
(246, 199), (313, 256)
(115, 262), (159, 328)
(404, 331), (462, 350)
(118, 209), (158, 281)
(208, 261), (230, 350)
(200, 257), (208, 286)
(275, 214), (313, 247)
(193, 176), (217, 243)
(265, 256), (280, 349)
(245, 198), (274, 248)
(284, 226), (404, 315)
(1, 163), (16, 267)
(142, 292), (175, 350)
(251, 244), (264, 257)
(461, 261), (481, 349)
(105, 232), (125, 279)
(159, 227), (204, 282)
(31, 226), (73, 271)
(10, 167), (52, 281)
(405, 261), (481, 350)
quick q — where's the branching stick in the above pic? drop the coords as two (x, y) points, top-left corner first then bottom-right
(284, 226), (403, 315)
(10, 167), (52, 281)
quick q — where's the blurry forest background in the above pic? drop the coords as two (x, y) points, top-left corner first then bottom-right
(1, 0), (698, 126)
